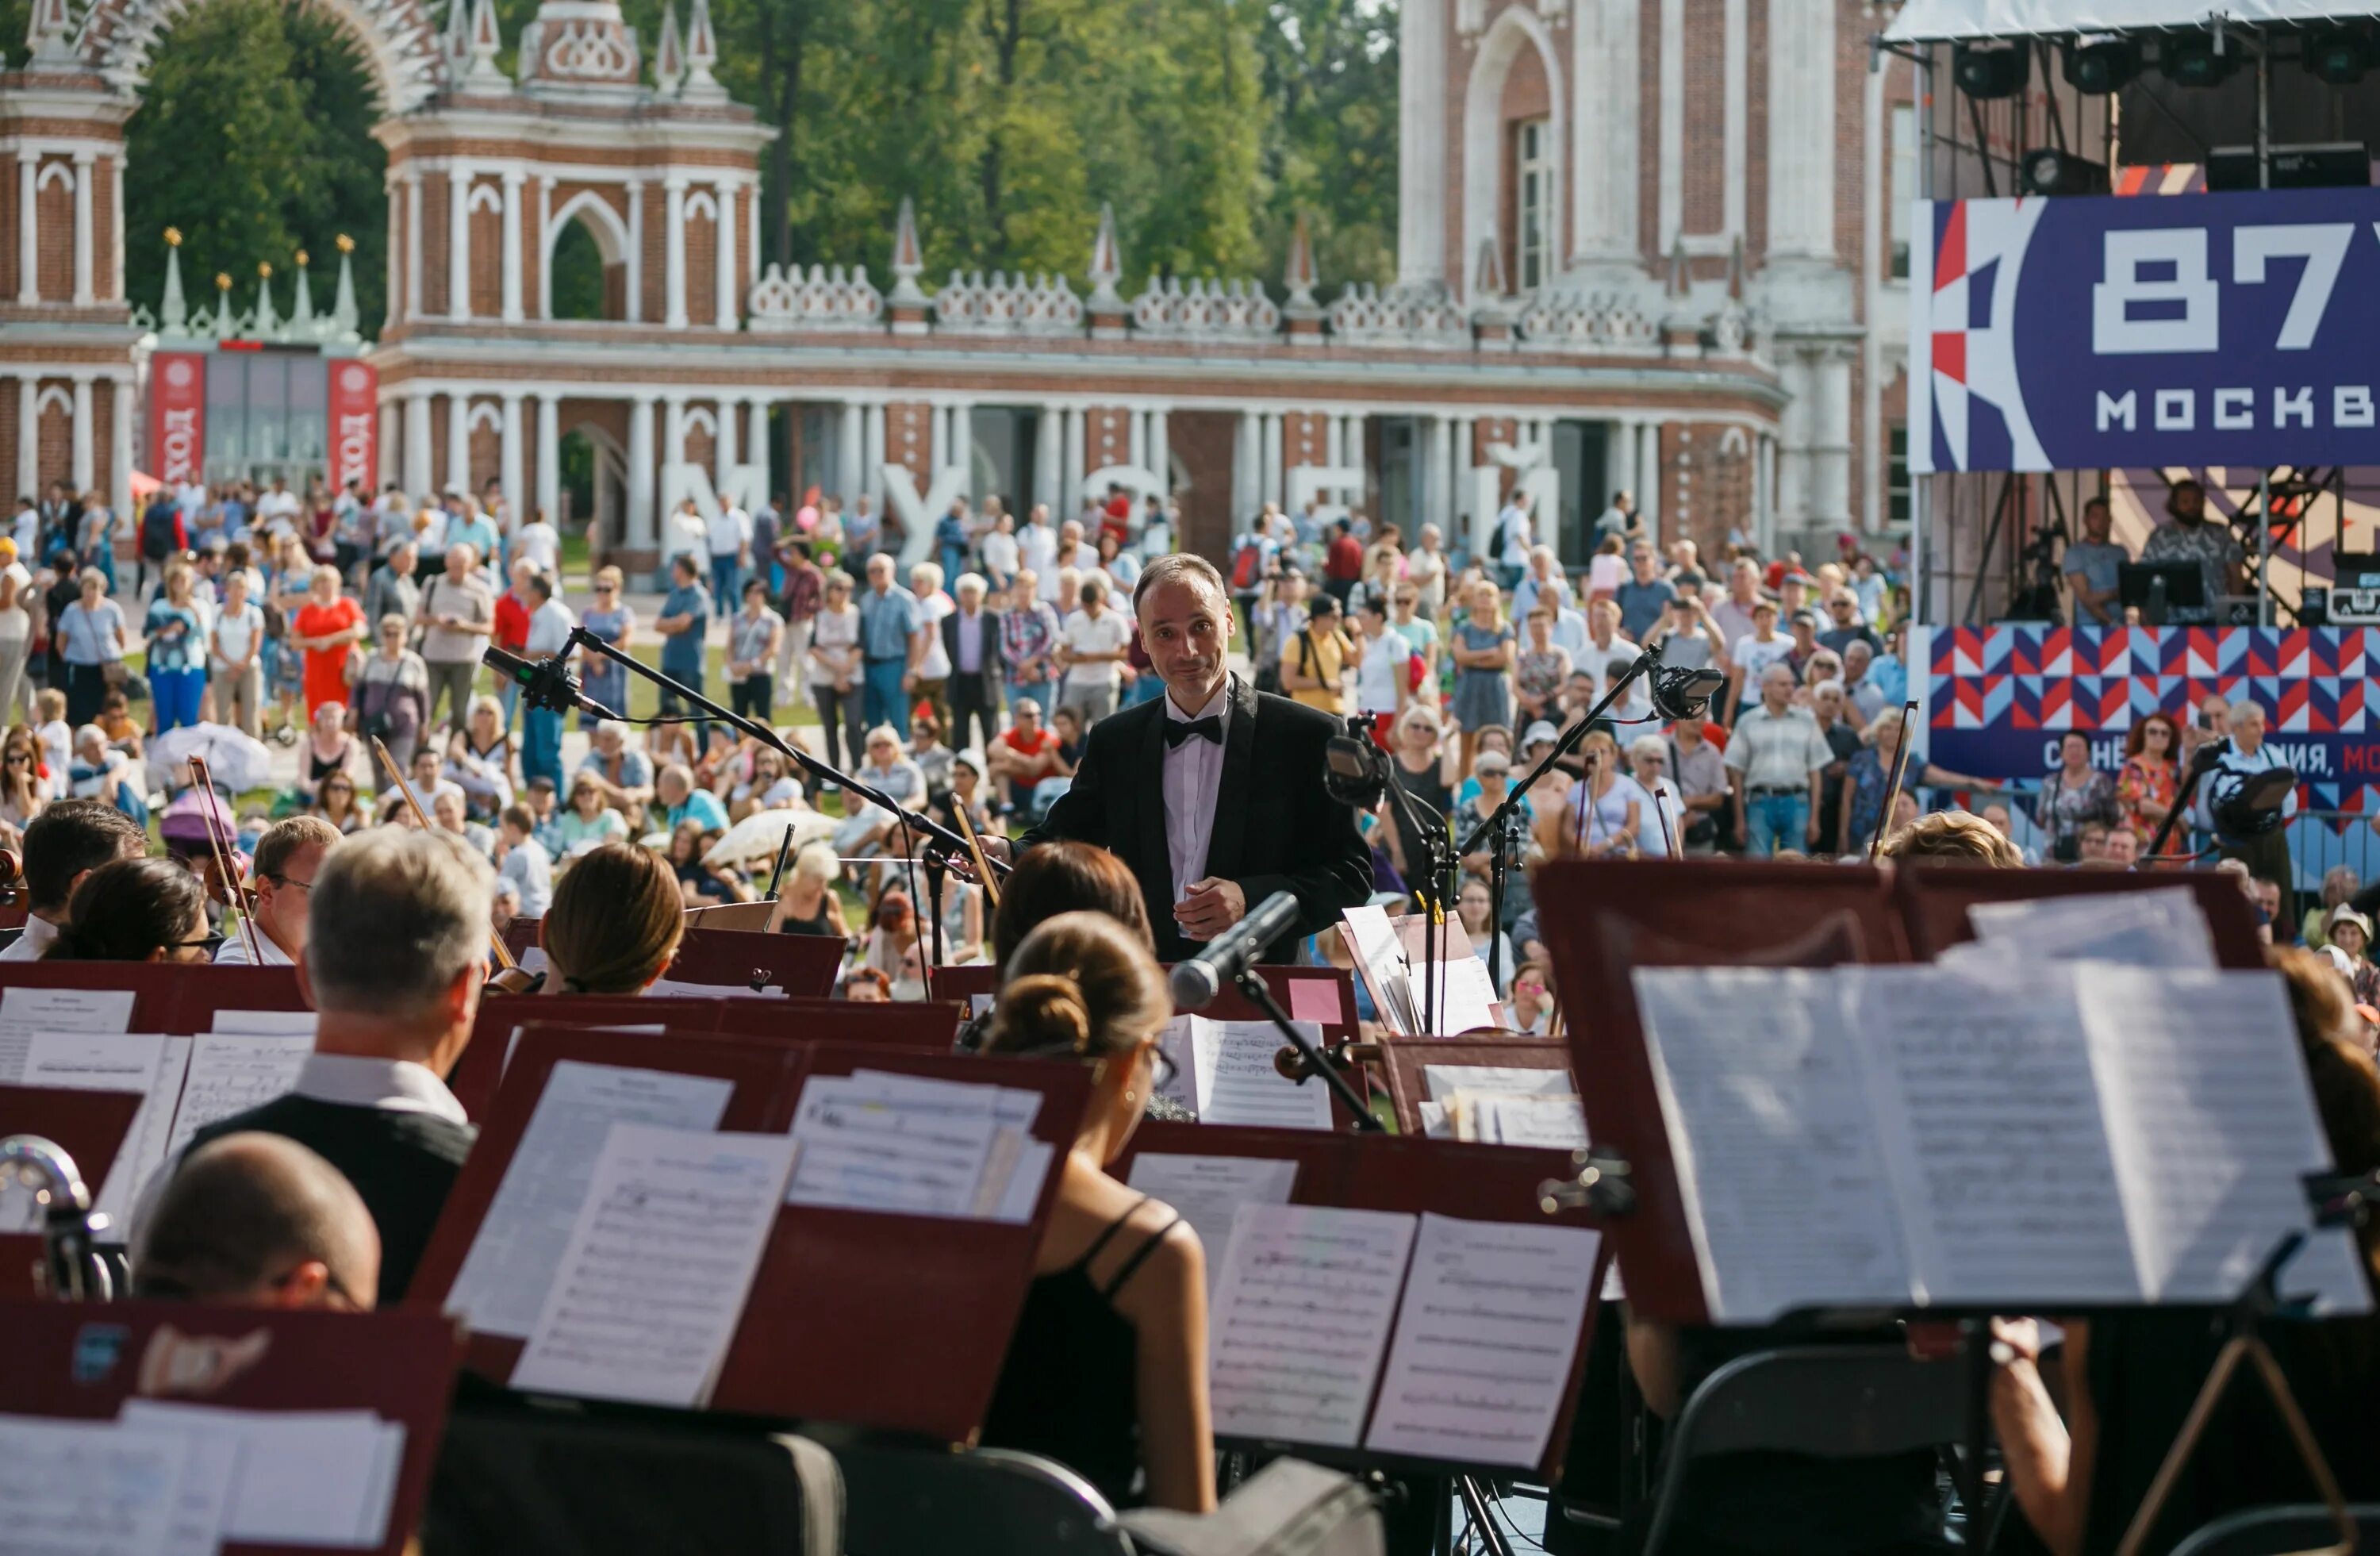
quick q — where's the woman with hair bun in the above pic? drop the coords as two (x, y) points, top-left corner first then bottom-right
(977, 910), (1213, 1513)
(538, 840), (685, 995)
(44, 857), (213, 963)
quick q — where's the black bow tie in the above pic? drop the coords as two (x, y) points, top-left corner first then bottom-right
(1165, 716), (1223, 748)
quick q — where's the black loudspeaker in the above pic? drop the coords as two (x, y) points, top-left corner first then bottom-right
(2162, 33), (2240, 88)
(2305, 25), (2374, 85)
(1952, 40), (2031, 99)
(2021, 148), (2111, 195)
(2205, 143), (2373, 190)
(2063, 36), (2142, 94)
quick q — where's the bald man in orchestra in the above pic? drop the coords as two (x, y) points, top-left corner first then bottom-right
(1020, 552), (1371, 964)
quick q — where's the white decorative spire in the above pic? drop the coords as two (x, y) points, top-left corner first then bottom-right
(443, 0), (470, 67)
(1087, 202), (1123, 309)
(653, 2), (685, 94)
(251, 263), (279, 338)
(159, 228), (189, 332)
(289, 249), (317, 335)
(886, 195), (928, 308)
(24, 0), (75, 67)
(1472, 236), (1508, 299)
(1283, 210), (1319, 309)
(681, 0), (726, 101)
(463, 0), (508, 88)
(331, 234), (362, 341)
(212, 271), (237, 339)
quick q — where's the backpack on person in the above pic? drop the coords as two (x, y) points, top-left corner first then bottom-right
(140, 501), (182, 560)
(1486, 514), (1511, 564)
(1230, 536), (1264, 593)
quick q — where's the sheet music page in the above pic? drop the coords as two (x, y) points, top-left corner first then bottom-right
(1632, 968), (1914, 1320)
(1126, 1153), (1301, 1295)
(16, 1031), (180, 1233)
(155, 1431), (236, 1556)
(1430, 955), (1503, 1035)
(1192, 1018), (1336, 1131)
(644, 978), (788, 1000)
(500, 1021), (666, 1074)
(0, 1414), (197, 1556)
(118, 1400), (405, 1546)
(160, 1032), (316, 1164)
(1422, 1065), (1572, 1104)
(511, 1123), (797, 1408)
(1364, 1213), (1603, 1468)
(1844, 966), (2143, 1305)
(1206, 1203), (1416, 1448)
(783, 1074), (999, 1216)
(1470, 1093), (1591, 1150)
(207, 1009), (317, 1035)
(1342, 905), (1418, 1033)
(446, 1059), (734, 1337)
(1967, 888), (2217, 970)
(0, 986), (136, 1077)
(846, 1069), (1045, 1218)
(2080, 967), (2342, 1301)
(1417, 1101), (1451, 1138)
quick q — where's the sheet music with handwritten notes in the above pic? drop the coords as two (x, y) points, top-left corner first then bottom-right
(1365, 1214), (1602, 1468)
(162, 1032), (315, 1162)
(1207, 1204), (1415, 1447)
(1633, 968), (1913, 1320)
(447, 1059), (734, 1337)
(0, 1412), (207, 1556)
(1126, 1153), (1300, 1296)
(512, 1123), (797, 1408)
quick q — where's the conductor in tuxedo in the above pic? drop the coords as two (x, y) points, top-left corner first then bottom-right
(1021, 552), (1371, 963)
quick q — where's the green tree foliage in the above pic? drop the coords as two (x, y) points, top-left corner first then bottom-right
(120, 0), (386, 329)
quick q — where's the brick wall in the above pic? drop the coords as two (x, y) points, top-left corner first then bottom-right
(94, 160), (114, 302)
(521, 192), (541, 318)
(1683, 0), (1726, 240)
(684, 422), (714, 474)
(885, 401), (931, 476)
(37, 389), (67, 489)
(430, 398), (451, 491)
(467, 409), (498, 494)
(468, 194), (502, 317)
(1084, 408), (1129, 472)
(1172, 409), (1238, 562)
(34, 167), (69, 302)
(1746, 0), (1770, 255)
(94, 382), (113, 505)
(685, 207), (716, 325)
(424, 173), (450, 317)
(639, 190), (664, 321)
(1637, 0), (1662, 267)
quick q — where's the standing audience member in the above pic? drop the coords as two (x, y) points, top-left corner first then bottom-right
(727, 576), (784, 724)
(808, 570), (866, 778)
(518, 573), (574, 789)
(417, 544), (494, 733)
(182, 830), (491, 1305)
(143, 563), (208, 733)
(56, 567), (124, 725)
(1058, 576), (1131, 726)
(857, 553), (923, 733)
(1451, 579), (1515, 769)
(2034, 731), (2120, 865)
(978, 911), (1214, 1513)
(654, 555), (715, 744)
(943, 573), (1004, 755)
(575, 567), (635, 730)
(2194, 698), (2298, 890)
(1726, 663), (1833, 857)
(211, 571), (267, 738)
(353, 613), (431, 769)
(2115, 711), (2183, 857)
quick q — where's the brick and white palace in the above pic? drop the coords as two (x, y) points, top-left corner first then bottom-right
(0, 0), (1916, 569)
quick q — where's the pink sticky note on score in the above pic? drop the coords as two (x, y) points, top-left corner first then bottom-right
(1287, 977), (1342, 1025)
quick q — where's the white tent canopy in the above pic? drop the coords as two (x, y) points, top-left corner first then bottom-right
(1887, 0), (2380, 42)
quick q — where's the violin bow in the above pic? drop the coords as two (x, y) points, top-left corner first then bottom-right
(186, 752), (263, 963)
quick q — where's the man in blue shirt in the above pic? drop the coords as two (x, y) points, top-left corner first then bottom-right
(1611, 541), (1677, 642)
(656, 763), (730, 832)
(856, 551), (923, 732)
(656, 555), (714, 745)
(935, 498), (970, 585)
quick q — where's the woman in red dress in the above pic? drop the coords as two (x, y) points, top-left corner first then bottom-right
(290, 564), (365, 719)
(2115, 709), (2185, 856)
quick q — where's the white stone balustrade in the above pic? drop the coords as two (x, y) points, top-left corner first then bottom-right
(931, 270), (1084, 335)
(745, 262), (885, 331)
(1128, 275), (1280, 342)
(1324, 282), (1472, 349)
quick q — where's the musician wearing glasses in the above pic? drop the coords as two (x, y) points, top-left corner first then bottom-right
(214, 816), (340, 966)
(1019, 552), (1370, 964)
(41, 856), (216, 962)
(133, 1134), (380, 1311)
(181, 830), (489, 1305)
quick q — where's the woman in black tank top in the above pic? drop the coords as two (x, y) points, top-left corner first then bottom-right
(975, 910), (1215, 1513)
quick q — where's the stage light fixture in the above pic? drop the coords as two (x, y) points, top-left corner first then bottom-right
(2162, 33), (2240, 89)
(2305, 25), (2374, 84)
(2062, 36), (2142, 94)
(2021, 148), (2111, 195)
(1952, 40), (2031, 98)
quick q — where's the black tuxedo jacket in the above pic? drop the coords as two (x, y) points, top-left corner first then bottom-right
(941, 608), (1003, 701)
(1023, 674), (1372, 964)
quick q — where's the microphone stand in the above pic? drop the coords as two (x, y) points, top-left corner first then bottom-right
(2146, 736), (2228, 865)
(1460, 647), (1664, 992)
(1238, 966), (1383, 1132)
(557, 625), (1005, 893)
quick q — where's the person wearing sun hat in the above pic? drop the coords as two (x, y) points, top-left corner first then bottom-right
(2326, 904), (2378, 1006)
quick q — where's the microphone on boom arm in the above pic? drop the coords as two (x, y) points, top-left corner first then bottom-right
(482, 645), (624, 724)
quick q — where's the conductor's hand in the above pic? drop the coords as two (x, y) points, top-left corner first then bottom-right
(1174, 877), (1246, 941)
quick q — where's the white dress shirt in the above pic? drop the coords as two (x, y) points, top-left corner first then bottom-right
(0, 912), (56, 961)
(213, 927), (296, 966)
(291, 1052), (470, 1126)
(1162, 681), (1230, 908)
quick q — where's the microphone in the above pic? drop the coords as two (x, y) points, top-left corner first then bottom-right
(1322, 717), (1386, 808)
(482, 645), (623, 722)
(1169, 889), (1303, 1011)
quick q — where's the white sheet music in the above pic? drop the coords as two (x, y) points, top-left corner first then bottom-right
(1127, 1153), (1300, 1295)
(645, 978), (788, 1000)
(1365, 1214), (1602, 1468)
(511, 1123), (797, 1408)
(207, 1009), (317, 1035)
(1633, 968), (1914, 1320)
(783, 1074), (999, 1216)
(155, 1431), (236, 1556)
(1967, 888), (2218, 970)
(446, 1059), (734, 1338)
(161, 1032), (315, 1164)
(0, 1413), (196, 1556)
(2081, 968), (2340, 1301)
(1188, 1017), (1336, 1131)
(845, 1069), (1046, 1219)
(1468, 1094), (1590, 1150)
(1848, 966), (2143, 1305)
(1422, 1065), (1572, 1105)
(1342, 904), (1418, 1033)
(1434, 955), (1504, 1035)
(117, 1400), (404, 1549)
(1207, 1204), (1415, 1447)
(0, 986), (136, 1078)
(14, 1031), (182, 1234)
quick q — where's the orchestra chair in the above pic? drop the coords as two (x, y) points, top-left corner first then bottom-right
(830, 1439), (1133, 1556)
(1637, 1346), (1970, 1556)
(419, 1403), (844, 1555)
(2167, 1506), (2380, 1556)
